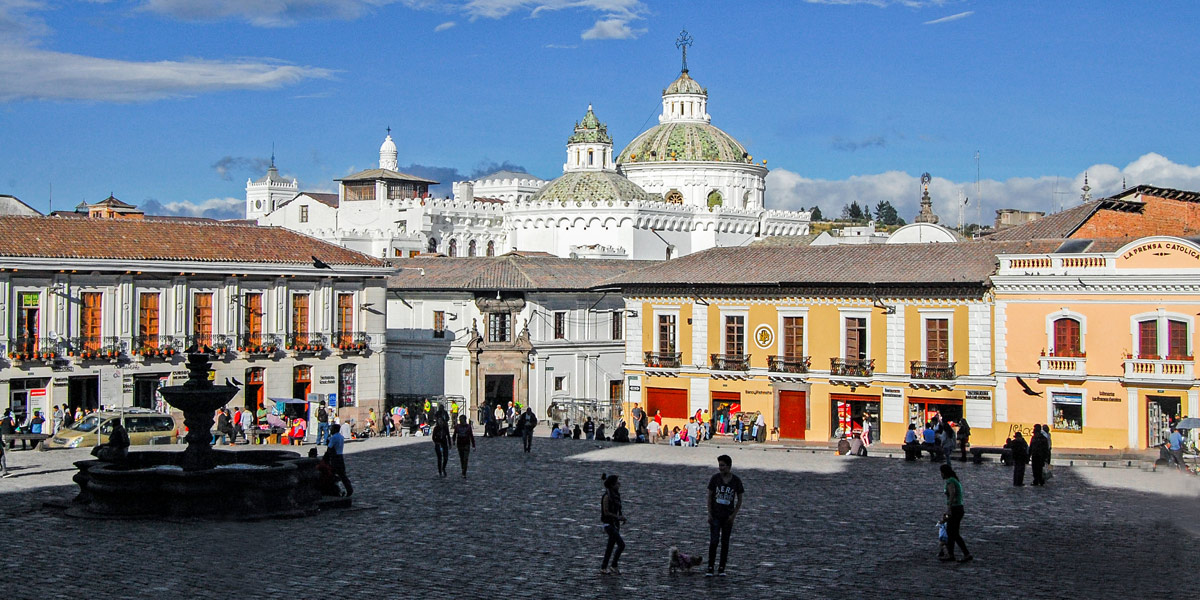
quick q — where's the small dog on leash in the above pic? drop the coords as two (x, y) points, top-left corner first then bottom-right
(668, 546), (704, 574)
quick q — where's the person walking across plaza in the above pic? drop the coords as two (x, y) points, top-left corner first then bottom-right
(519, 407), (538, 453)
(1009, 431), (1030, 486)
(432, 416), (451, 477)
(706, 454), (744, 576)
(316, 401), (330, 445)
(239, 406), (254, 445)
(453, 415), (475, 477)
(327, 423), (353, 497)
(1167, 425), (1186, 471)
(939, 464), (972, 562)
(1029, 424), (1051, 485)
(583, 416), (595, 440)
(598, 473), (626, 575)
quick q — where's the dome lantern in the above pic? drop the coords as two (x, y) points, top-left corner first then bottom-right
(564, 104), (614, 173)
(379, 127), (398, 171)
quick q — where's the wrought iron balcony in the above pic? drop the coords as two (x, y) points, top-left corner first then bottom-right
(238, 333), (280, 356)
(287, 332), (327, 354)
(910, 360), (957, 380)
(1123, 356), (1194, 383)
(132, 334), (181, 359)
(184, 334), (233, 356)
(830, 357), (875, 378)
(644, 351), (681, 369)
(768, 355), (810, 373)
(7, 337), (59, 361)
(710, 353), (750, 371)
(333, 331), (370, 353)
(66, 335), (105, 360)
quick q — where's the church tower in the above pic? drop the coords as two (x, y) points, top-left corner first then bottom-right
(563, 105), (614, 173)
(246, 153), (298, 221)
(379, 129), (398, 171)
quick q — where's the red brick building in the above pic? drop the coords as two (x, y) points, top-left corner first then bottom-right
(987, 185), (1200, 241)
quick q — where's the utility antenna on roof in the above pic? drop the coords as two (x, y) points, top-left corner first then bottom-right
(1052, 176), (1070, 213)
(270, 142), (275, 168)
(676, 29), (693, 73)
(974, 151), (981, 236)
(1081, 172), (1092, 204)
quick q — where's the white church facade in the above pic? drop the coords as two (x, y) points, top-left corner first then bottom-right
(252, 62), (811, 260)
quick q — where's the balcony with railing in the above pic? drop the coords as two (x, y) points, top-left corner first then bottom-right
(238, 333), (280, 356)
(67, 335), (106, 360)
(644, 351), (681, 369)
(910, 360), (957, 380)
(333, 331), (370, 354)
(768, 355), (810, 374)
(132, 334), (181, 359)
(710, 354), (750, 371)
(7, 337), (58, 362)
(287, 332), (327, 354)
(185, 334), (233, 357)
(1038, 351), (1086, 379)
(1123, 355), (1194, 383)
(830, 357), (875, 378)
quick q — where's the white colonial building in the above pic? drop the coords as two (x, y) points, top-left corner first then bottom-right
(385, 254), (649, 425)
(252, 60), (810, 261)
(0, 214), (391, 429)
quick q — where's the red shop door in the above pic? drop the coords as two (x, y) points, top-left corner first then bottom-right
(645, 387), (688, 419)
(779, 390), (806, 440)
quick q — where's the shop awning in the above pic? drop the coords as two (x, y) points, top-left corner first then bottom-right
(268, 397), (310, 405)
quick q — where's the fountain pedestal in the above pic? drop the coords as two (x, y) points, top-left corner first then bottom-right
(68, 352), (321, 520)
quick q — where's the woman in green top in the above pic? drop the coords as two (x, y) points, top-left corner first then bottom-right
(939, 464), (973, 563)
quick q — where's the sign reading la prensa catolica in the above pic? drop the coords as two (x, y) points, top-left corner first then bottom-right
(1121, 240), (1200, 261)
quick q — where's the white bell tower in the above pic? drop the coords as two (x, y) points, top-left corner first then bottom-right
(563, 105), (614, 173)
(246, 151), (297, 221)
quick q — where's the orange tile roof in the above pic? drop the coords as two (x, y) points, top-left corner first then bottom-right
(0, 216), (385, 267)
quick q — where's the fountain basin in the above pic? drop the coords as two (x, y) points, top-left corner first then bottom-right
(71, 449), (321, 520)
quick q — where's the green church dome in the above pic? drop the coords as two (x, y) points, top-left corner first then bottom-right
(617, 121), (751, 164)
(528, 171), (650, 204)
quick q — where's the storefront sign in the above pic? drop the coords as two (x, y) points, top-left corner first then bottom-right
(745, 389), (772, 395)
(1095, 391), (1121, 402)
(1121, 240), (1200, 261)
(753, 325), (774, 349)
(881, 387), (904, 423)
(52, 378), (68, 387)
(29, 388), (46, 398)
(318, 375), (336, 385)
(629, 385), (641, 392)
(965, 389), (992, 401)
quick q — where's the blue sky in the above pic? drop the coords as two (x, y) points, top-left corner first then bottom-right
(2, 1), (1199, 224)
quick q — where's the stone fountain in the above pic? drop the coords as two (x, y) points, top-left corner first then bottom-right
(69, 352), (321, 519)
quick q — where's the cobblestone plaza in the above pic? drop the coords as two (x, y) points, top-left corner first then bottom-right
(1, 437), (1196, 599)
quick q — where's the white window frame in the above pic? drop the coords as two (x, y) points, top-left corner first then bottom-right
(1047, 386), (1087, 431)
(652, 306), (680, 356)
(1131, 309), (1194, 358)
(719, 307), (749, 357)
(776, 307), (810, 358)
(838, 308), (872, 360)
(918, 308), (955, 363)
(1045, 308), (1087, 356)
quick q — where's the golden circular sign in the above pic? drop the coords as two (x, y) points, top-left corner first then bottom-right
(754, 324), (774, 349)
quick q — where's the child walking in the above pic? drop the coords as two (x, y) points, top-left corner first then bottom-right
(599, 473), (626, 575)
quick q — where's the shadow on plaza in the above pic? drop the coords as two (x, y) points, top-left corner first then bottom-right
(2, 438), (1198, 598)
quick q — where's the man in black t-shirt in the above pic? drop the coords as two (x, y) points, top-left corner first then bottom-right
(706, 454), (744, 576)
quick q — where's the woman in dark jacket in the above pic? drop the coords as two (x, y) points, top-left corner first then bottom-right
(599, 473), (626, 574)
(1029, 424), (1051, 486)
(956, 418), (971, 461)
(1008, 431), (1030, 486)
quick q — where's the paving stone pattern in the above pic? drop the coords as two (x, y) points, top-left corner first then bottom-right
(0, 437), (1196, 599)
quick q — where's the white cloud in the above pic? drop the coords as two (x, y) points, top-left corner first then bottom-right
(765, 153), (1200, 227)
(804, 0), (952, 7)
(139, 0), (400, 27)
(0, 44), (333, 101)
(581, 16), (643, 40)
(923, 10), (972, 25)
(434, 20), (456, 31)
(142, 196), (246, 220)
(0, 0), (50, 40)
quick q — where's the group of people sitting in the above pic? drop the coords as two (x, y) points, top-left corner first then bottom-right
(902, 417), (971, 462)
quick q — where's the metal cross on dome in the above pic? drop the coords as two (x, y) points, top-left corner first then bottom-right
(676, 29), (693, 73)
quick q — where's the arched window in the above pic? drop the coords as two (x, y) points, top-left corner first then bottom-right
(665, 189), (684, 204)
(448, 239), (457, 257)
(588, 150), (594, 166)
(468, 240), (477, 257)
(1052, 318), (1082, 357)
(427, 237), (438, 253)
(707, 190), (723, 208)
(486, 241), (495, 256)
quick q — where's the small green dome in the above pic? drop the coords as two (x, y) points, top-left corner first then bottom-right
(529, 171), (649, 204)
(617, 121), (750, 164)
(567, 104), (612, 145)
(665, 71), (705, 96)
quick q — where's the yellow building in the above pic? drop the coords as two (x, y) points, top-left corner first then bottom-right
(610, 240), (1063, 446)
(992, 235), (1200, 449)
